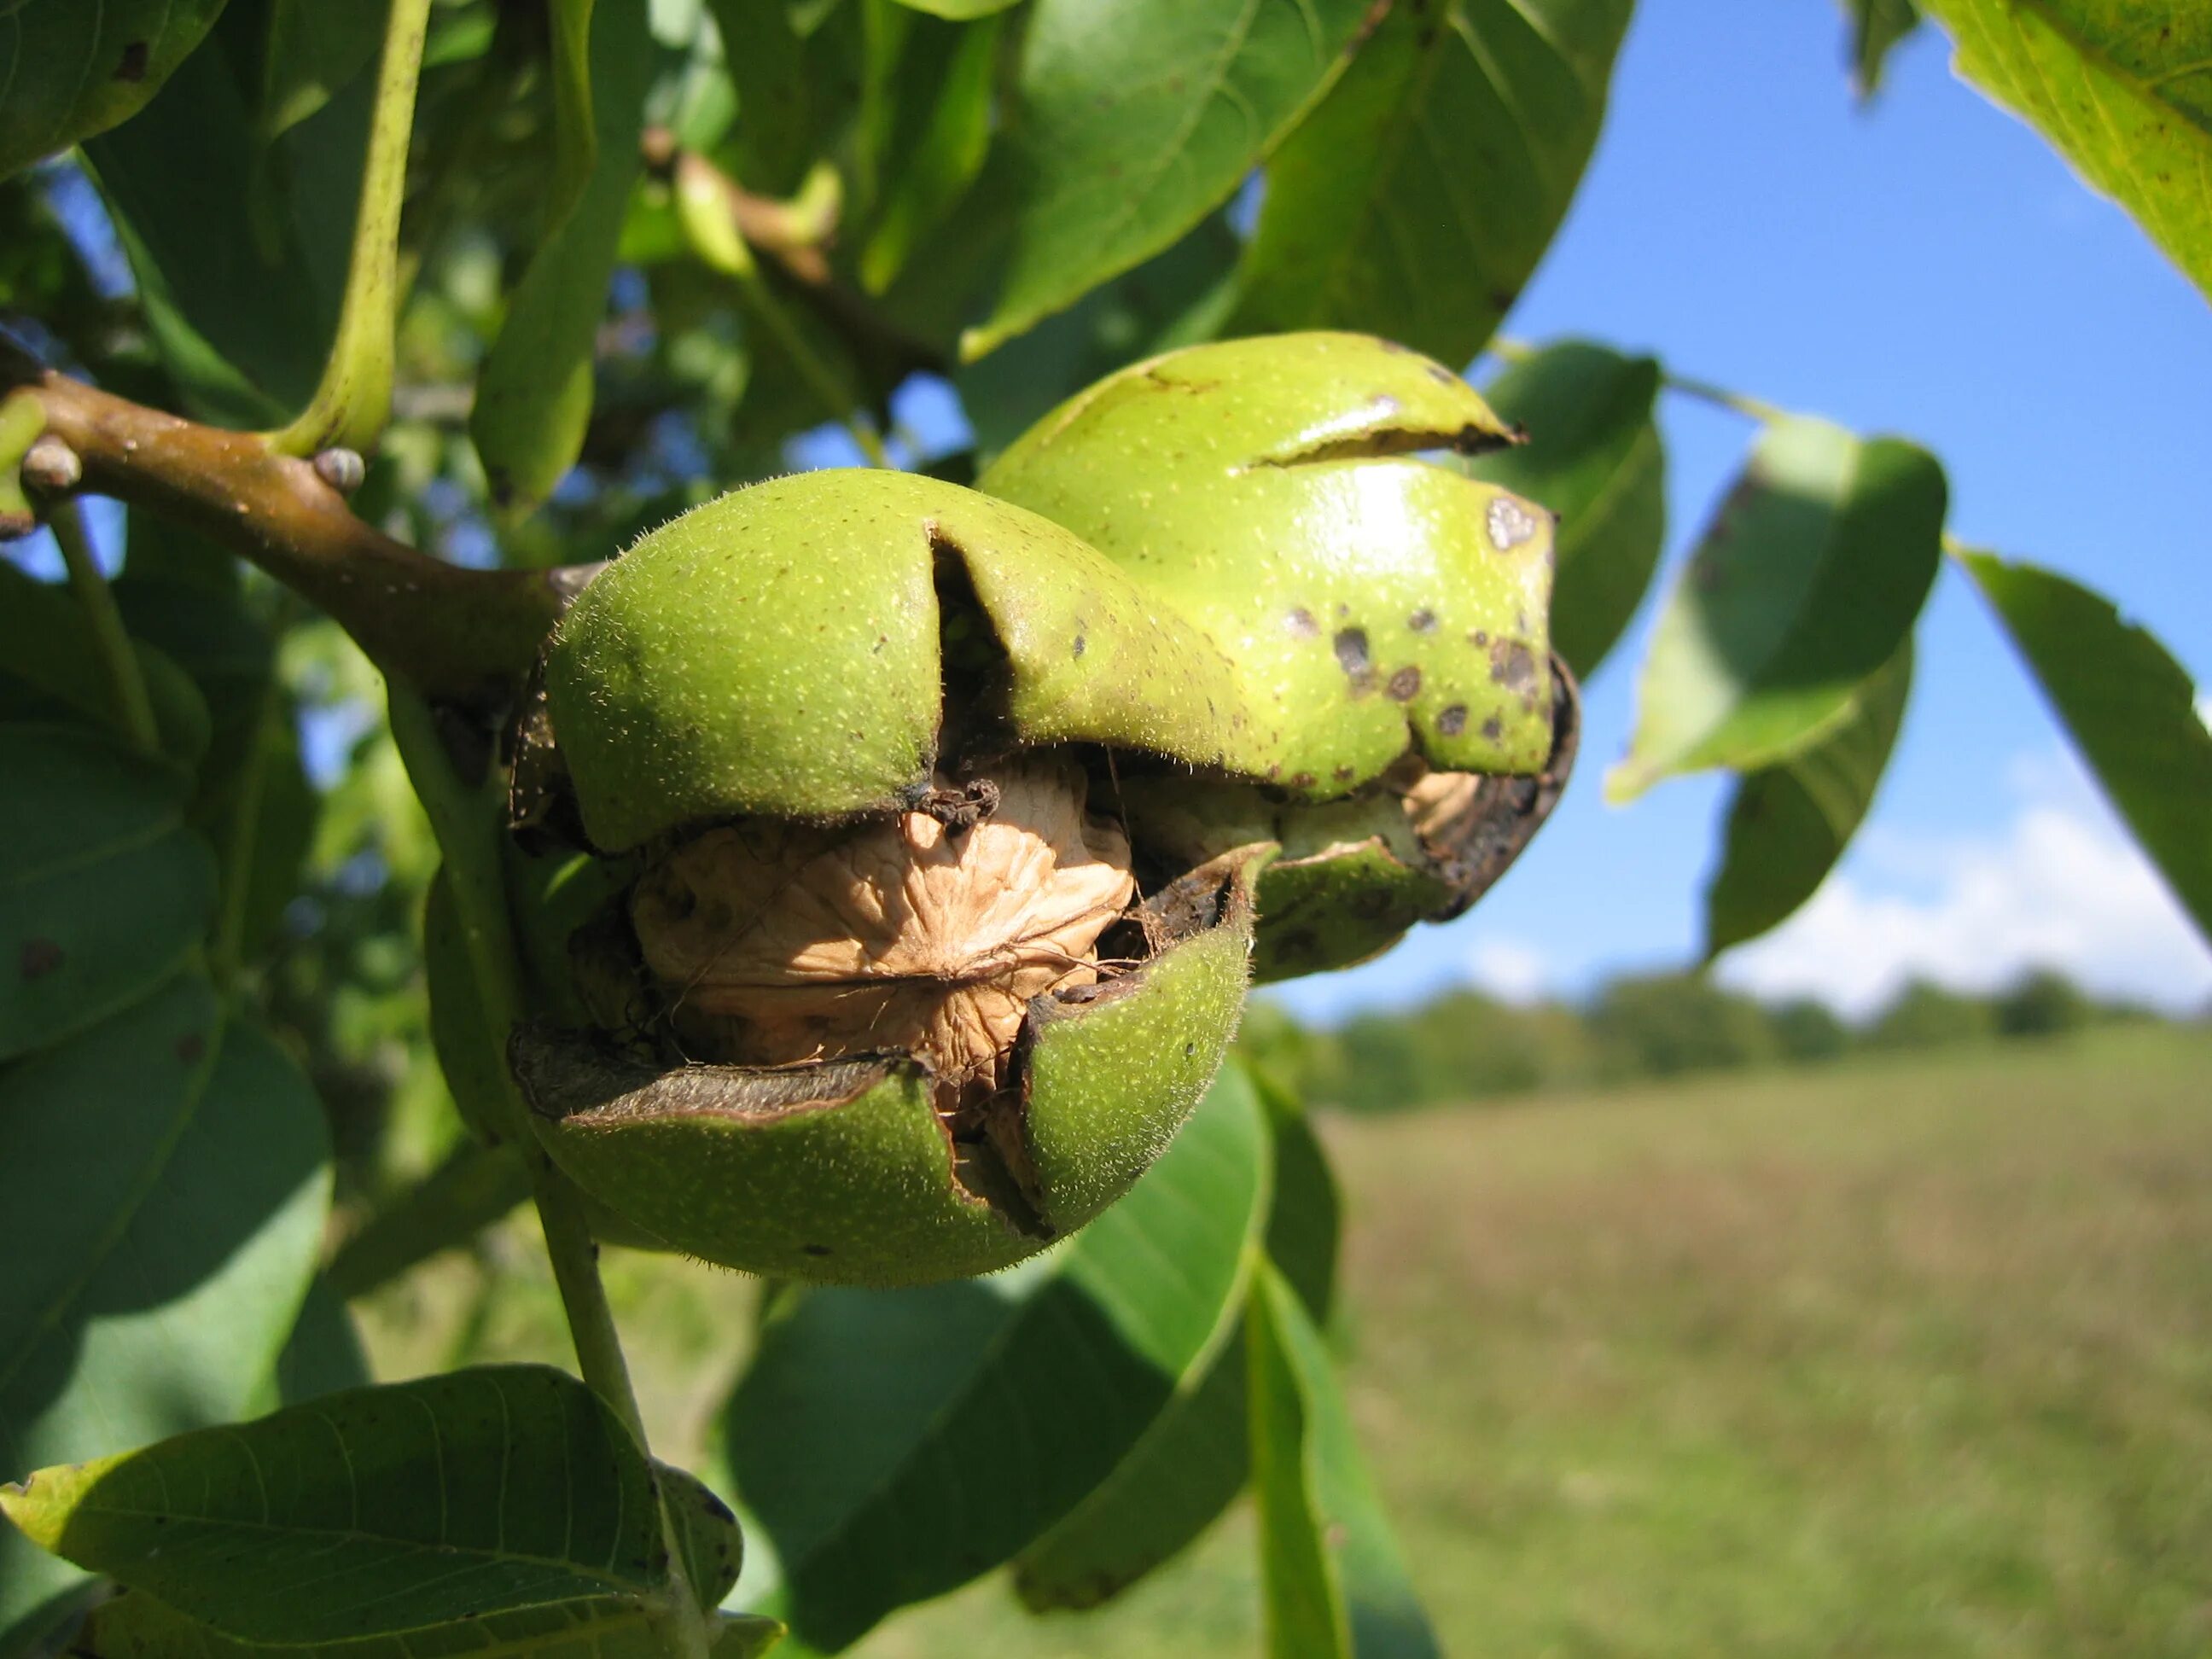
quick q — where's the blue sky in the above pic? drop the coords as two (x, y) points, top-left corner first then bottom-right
(1260, 3), (2212, 1022)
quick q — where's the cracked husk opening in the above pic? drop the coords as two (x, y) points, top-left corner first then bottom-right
(630, 759), (1138, 1094)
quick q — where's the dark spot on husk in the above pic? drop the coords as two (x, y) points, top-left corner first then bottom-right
(1285, 607), (1319, 637)
(1386, 666), (1422, 701)
(19, 938), (61, 980)
(1469, 628), (1490, 649)
(1409, 608), (1437, 633)
(1481, 715), (1504, 741)
(1333, 627), (1371, 678)
(1436, 704), (1467, 736)
(1334, 763), (1356, 782)
(115, 40), (149, 81)
(802, 1243), (833, 1257)
(1290, 771), (1318, 789)
(1489, 637), (1539, 694)
(1071, 633), (1086, 658)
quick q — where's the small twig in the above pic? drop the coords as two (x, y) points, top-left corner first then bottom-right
(672, 151), (890, 465)
(49, 498), (160, 754)
(208, 672), (282, 986)
(4, 343), (569, 701)
(1659, 370), (1790, 424)
(265, 0), (434, 457)
(1492, 335), (1791, 424)
(387, 687), (713, 1659)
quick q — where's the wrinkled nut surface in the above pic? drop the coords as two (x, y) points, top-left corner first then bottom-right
(632, 760), (1136, 1086)
(511, 332), (1573, 1286)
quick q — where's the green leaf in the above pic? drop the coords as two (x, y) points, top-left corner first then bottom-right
(1458, 341), (1666, 678)
(324, 1141), (534, 1299)
(1843, 0), (1921, 98)
(959, 0), (1377, 358)
(469, 0), (654, 515)
(0, 561), (213, 765)
(114, 568), (319, 963)
(856, 11), (1002, 294)
(957, 211), (1242, 460)
(1918, 1), (2212, 304)
(0, 975), (332, 1656)
(73, 1592), (786, 1658)
(710, 0), (859, 200)
(0, 0), (230, 179)
(889, 0), (1025, 18)
(269, 1280), (375, 1410)
(1609, 416), (1945, 801)
(259, 0), (388, 145)
(1231, 0), (1633, 369)
(0, 1366), (723, 1644)
(726, 1063), (1270, 1651)
(0, 723), (219, 1061)
(1704, 637), (1914, 957)
(1246, 1261), (1440, 1659)
(1961, 553), (2212, 943)
(82, 7), (375, 423)
(1013, 1069), (1342, 1611)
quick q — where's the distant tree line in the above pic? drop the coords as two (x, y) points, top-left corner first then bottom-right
(1241, 969), (2189, 1115)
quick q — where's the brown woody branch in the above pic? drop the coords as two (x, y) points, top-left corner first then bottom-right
(3, 342), (569, 704)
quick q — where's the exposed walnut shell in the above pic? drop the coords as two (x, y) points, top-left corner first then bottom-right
(630, 760), (1137, 1086)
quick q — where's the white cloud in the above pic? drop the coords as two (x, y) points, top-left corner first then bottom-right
(1718, 751), (2211, 1018)
(1467, 937), (1550, 1004)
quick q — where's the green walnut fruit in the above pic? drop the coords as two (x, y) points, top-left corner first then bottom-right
(523, 469), (1260, 1286)
(512, 333), (1573, 1286)
(978, 330), (1579, 977)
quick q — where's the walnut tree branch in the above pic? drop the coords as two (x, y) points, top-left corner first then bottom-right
(3, 343), (572, 704)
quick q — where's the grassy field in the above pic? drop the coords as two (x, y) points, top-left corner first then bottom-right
(360, 1026), (2212, 1656)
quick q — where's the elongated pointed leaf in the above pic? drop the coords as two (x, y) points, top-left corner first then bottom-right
(857, 13), (1001, 294)
(323, 1141), (533, 1299)
(1610, 417), (1944, 801)
(1247, 1262), (1440, 1659)
(727, 1064), (1269, 1652)
(0, 976), (331, 1656)
(960, 0), (1375, 358)
(1704, 637), (1914, 957)
(1, 1366), (729, 1644)
(114, 569), (319, 965)
(268, 1281), (375, 1412)
(470, 0), (653, 515)
(0, 562), (213, 765)
(0, 0), (230, 179)
(1919, 1), (2212, 303)
(259, 0), (388, 145)
(1232, 0), (1633, 368)
(1458, 341), (1665, 678)
(73, 1592), (785, 1659)
(1014, 1072), (1341, 1611)
(1961, 553), (2212, 942)
(1843, 0), (1921, 97)
(83, 9), (373, 424)
(707, 0), (859, 201)
(0, 723), (218, 1061)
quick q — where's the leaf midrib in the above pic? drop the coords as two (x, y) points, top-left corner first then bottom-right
(55, 1500), (652, 1592)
